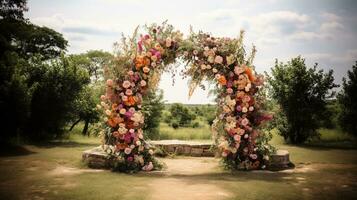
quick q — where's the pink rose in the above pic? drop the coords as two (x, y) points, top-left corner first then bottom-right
(241, 118), (249, 126)
(214, 55), (223, 64)
(106, 79), (114, 87)
(124, 147), (132, 155)
(122, 81), (131, 89)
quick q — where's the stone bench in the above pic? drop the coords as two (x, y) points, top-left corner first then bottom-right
(150, 140), (215, 157)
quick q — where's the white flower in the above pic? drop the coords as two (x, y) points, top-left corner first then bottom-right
(212, 68), (218, 73)
(222, 105), (231, 113)
(136, 140), (142, 146)
(208, 55), (215, 63)
(225, 121), (236, 130)
(118, 126), (128, 134)
(101, 101), (107, 107)
(249, 106), (254, 111)
(149, 149), (154, 155)
(250, 154), (258, 160)
(105, 109), (111, 116)
(119, 108), (126, 114)
(165, 37), (172, 47)
(135, 155), (144, 165)
(226, 54), (234, 65)
(225, 95), (236, 110)
(234, 134), (241, 142)
(218, 140), (229, 149)
(131, 112), (144, 124)
(242, 107), (248, 113)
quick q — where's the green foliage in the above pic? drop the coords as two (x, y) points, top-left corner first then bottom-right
(0, 52), (30, 141)
(68, 51), (113, 135)
(167, 103), (196, 128)
(142, 89), (165, 139)
(0, 0), (27, 20)
(266, 56), (338, 144)
(69, 50), (113, 83)
(338, 61), (357, 135)
(26, 56), (90, 139)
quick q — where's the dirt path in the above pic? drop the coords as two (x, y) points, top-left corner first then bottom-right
(146, 157), (232, 200)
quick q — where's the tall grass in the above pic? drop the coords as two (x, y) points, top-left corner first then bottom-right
(157, 123), (212, 140)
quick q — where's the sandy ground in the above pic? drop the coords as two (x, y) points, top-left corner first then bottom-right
(147, 157), (232, 200)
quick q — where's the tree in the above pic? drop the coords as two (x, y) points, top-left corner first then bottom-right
(0, 0), (27, 20)
(70, 50), (113, 83)
(26, 56), (90, 139)
(142, 89), (165, 139)
(0, 0), (71, 141)
(0, 52), (30, 141)
(266, 56), (337, 144)
(69, 86), (100, 136)
(338, 61), (357, 135)
(168, 103), (196, 128)
(68, 51), (113, 135)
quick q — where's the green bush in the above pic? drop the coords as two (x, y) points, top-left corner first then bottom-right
(167, 103), (196, 127)
(191, 121), (200, 128)
(171, 122), (179, 129)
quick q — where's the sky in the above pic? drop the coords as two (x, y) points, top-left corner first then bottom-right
(26, 0), (357, 104)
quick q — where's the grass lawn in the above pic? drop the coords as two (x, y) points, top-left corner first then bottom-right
(0, 129), (356, 200)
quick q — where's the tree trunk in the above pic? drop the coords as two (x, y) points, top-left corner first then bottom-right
(82, 119), (89, 136)
(69, 118), (81, 131)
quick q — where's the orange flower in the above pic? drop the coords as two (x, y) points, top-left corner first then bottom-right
(107, 118), (117, 127)
(135, 56), (150, 69)
(116, 143), (128, 150)
(124, 96), (136, 106)
(244, 67), (256, 82)
(218, 75), (227, 85)
(113, 117), (124, 124)
(111, 103), (118, 111)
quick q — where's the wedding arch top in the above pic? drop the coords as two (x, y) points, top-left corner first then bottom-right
(98, 22), (273, 172)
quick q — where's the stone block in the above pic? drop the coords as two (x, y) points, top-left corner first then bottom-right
(191, 147), (203, 156)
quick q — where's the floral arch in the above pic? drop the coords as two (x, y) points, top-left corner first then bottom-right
(98, 22), (273, 172)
